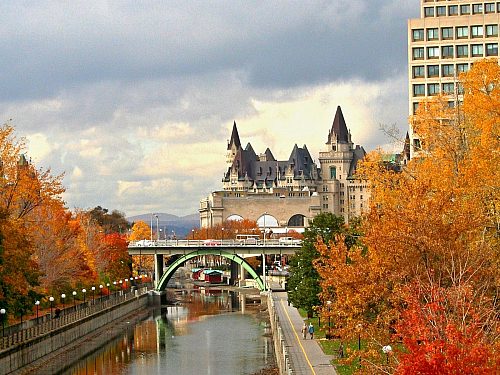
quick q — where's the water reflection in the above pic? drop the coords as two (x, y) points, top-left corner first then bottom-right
(65, 288), (271, 375)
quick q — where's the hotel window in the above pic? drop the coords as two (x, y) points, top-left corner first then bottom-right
(442, 46), (454, 58)
(461, 4), (470, 14)
(449, 5), (458, 15)
(487, 25), (498, 37)
(428, 65), (439, 77)
(442, 64), (454, 77)
(471, 26), (484, 38)
(437, 6), (446, 16)
(427, 28), (439, 40)
(428, 83), (440, 95)
(457, 45), (469, 57)
(425, 7), (435, 17)
(473, 3), (483, 14)
(413, 102), (420, 114)
(413, 47), (425, 60)
(428, 46), (439, 59)
(485, 3), (496, 13)
(498, 2), (500, 12)
(413, 66), (425, 78)
(472, 44), (484, 56)
(442, 27), (453, 39)
(443, 83), (454, 94)
(457, 26), (468, 39)
(487, 43), (499, 55)
(457, 63), (469, 73)
(413, 29), (424, 41)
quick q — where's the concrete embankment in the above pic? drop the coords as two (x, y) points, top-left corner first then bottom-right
(0, 288), (152, 375)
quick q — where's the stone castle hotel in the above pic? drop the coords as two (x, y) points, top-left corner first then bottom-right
(199, 106), (372, 232)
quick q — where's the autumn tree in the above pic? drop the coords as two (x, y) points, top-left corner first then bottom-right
(0, 122), (64, 319)
(129, 221), (151, 241)
(313, 60), (500, 372)
(90, 206), (131, 234)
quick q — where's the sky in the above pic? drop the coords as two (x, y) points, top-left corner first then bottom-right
(0, 1), (420, 217)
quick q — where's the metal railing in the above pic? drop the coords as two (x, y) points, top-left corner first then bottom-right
(0, 284), (152, 351)
(129, 239), (302, 247)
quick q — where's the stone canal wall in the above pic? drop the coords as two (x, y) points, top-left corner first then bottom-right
(0, 288), (151, 375)
(267, 292), (293, 375)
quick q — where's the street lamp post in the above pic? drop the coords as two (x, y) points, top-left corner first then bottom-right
(82, 289), (87, 303)
(91, 286), (95, 301)
(221, 227), (224, 242)
(72, 291), (77, 307)
(0, 309), (5, 337)
(382, 345), (392, 365)
(192, 229), (195, 240)
(61, 294), (66, 312)
(327, 300), (332, 327)
(100, 284), (103, 299)
(155, 215), (159, 240)
(35, 301), (40, 323)
(49, 297), (54, 319)
(357, 324), (362, 368)
(150, 213), (154, 241)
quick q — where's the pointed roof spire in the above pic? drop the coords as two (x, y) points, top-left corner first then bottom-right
(329, 106), (349, 144)
(227, 121), (241, 150)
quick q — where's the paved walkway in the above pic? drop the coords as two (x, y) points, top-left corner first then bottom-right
(271, 290), (337, 375)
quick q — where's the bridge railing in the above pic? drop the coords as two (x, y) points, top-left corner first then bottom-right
(0, 283), (152, 351)
(129, 239), (302, 247)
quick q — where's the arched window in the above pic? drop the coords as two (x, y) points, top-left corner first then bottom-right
(288, 214), (305, 227)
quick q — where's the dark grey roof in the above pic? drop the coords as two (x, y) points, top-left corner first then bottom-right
(348, 145), (366, 178)
(327, 106), (349, 144)
(227, 121), (241, 150)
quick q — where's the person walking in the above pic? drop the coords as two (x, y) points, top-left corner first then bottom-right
(301, 323), (307, 340)
(308, 323), (314, 339)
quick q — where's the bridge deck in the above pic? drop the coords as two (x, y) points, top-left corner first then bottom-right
(127, 239), (301, 255)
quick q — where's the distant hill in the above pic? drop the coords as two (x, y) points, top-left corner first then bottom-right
(126, 213), (199, 239)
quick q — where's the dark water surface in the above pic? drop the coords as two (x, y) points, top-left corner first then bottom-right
(63, 289), (273, 375)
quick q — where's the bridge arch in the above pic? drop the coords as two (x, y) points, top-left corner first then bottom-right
(155, 249), (264, 291)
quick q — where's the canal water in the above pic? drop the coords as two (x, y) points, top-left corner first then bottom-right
(62, 288), (273, 375)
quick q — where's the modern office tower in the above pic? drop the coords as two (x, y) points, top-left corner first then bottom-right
(408, 0), (500, 157)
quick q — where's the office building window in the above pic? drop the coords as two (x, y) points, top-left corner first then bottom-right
(428, 83), (440, 95)
(457, 45), (469, 57)
(428, 65), (439, 77)
(413, 102), (419, 114)
(472, 44), (484, 56)
(427, 28), (439, 40)
(443, 83), (454, 94)
(413, 29), (424, 41)
(437, 6), (446, 16)
(457, 26), (468, 39)
(471, 26), (484, 38)
(413, 66), (425, 78)
(487, 25), (498, 37)
(458, 83), (464, 94)
(487, 43), (499, 55)
(424, 7), (434, 17)
(461, 4), (470, 14)
(442, 64), (454, 77)
(473, 3), (483, 14)
(413, 47), (425, 60)
(442, 27), (453, 39)
(428, 46), (439, 59)
(498, 2), (500, 12)
(457, 63), (469, 73)
(485, 3), (496, 13)
(449, 5), (458, 15)
(442, 46), (454, 58)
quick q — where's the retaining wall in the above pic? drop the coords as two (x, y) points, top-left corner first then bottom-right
(267, 292), (293, 375)
(0, 289), (150, 375)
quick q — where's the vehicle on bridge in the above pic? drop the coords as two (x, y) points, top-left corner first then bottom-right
(134, 239), (156, 246)
(203, 239), (222, 246)
(279, 237), (302, 245)
(236, 234), (261, 245)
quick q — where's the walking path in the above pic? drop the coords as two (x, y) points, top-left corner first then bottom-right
(271, 289), (337, 374)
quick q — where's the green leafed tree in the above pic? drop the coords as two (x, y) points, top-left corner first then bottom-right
(287, 213), (358, 317)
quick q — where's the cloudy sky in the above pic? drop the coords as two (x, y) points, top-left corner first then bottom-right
(1, 1), (419, 217)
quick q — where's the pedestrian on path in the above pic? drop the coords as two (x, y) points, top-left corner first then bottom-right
(301, 323), (307, 340)
(308, 323), (314, 339)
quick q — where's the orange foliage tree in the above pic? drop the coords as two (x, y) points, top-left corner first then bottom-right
(313, 60), (500, 373)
